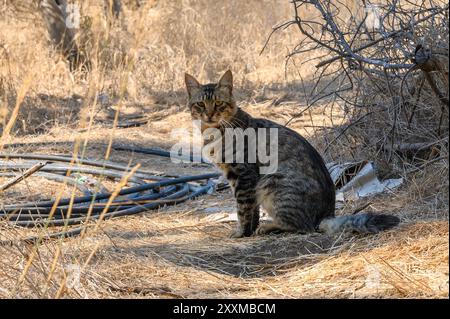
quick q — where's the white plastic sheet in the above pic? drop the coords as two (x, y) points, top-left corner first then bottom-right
(326, 161), (403, 203)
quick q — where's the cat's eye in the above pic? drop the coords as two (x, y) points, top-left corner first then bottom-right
(196, 102), (205, 108)
(215, 101), (227, 111)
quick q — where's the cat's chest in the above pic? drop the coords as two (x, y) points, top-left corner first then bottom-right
(215, 163), (237, 190)
(215, 162), (231, 173)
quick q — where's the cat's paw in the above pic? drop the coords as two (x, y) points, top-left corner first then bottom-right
(229, 228), (245, 238)
(255, 223), (283, 236)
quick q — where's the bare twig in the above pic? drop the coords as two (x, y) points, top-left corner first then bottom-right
(316, 5), (449, 68)
(0, 161), (48, 192)
(272, 0), (448, 172)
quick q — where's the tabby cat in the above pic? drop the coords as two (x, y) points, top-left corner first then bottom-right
(185, 70), (400, 238)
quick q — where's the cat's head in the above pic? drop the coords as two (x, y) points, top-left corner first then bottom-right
(184, 70), (237, 127)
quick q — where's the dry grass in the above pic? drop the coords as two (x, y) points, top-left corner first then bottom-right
(0, 0), (448, 298)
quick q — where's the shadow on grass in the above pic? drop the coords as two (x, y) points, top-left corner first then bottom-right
(103, 227), (339, 278)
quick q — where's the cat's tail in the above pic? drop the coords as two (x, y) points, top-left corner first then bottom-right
(318, 213), (400, 235)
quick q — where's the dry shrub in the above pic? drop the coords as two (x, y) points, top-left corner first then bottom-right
(272, 0), (449, 207)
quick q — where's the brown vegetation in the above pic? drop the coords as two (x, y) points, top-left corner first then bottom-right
(0, 0), (448, 298)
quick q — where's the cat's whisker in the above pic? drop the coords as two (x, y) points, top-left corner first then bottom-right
(225, 119), (240, 129)
(220, 119), (234, 129)
(230, 117), (246, 128)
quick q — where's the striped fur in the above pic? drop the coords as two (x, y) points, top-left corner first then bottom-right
(318, 213), (400, 235)
(185, 70), (400, 238)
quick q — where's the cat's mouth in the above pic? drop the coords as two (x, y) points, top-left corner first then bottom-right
(201, 119), (222, 128)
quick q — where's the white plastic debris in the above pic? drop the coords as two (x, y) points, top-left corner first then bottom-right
(326, 161), (403, 203)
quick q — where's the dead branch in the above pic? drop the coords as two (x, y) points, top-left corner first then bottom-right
(104, 0), (122, 21)
(315, 5), (449, 68)
(38, 0), (89, 72)
(412, 44), (449, 107)
(0, 161), (48, 192)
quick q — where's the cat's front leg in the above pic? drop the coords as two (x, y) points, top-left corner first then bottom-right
(229, 189), (260, 238)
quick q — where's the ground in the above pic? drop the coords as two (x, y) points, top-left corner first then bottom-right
(0, 0), (448, 299)
(0, 102), (448, 298)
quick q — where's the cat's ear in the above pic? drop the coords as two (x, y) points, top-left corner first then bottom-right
(218, 70), (233, 93)
(185, 73), (201, 98)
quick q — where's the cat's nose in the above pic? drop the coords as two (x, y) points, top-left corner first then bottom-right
(206, 112), (215, 122)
